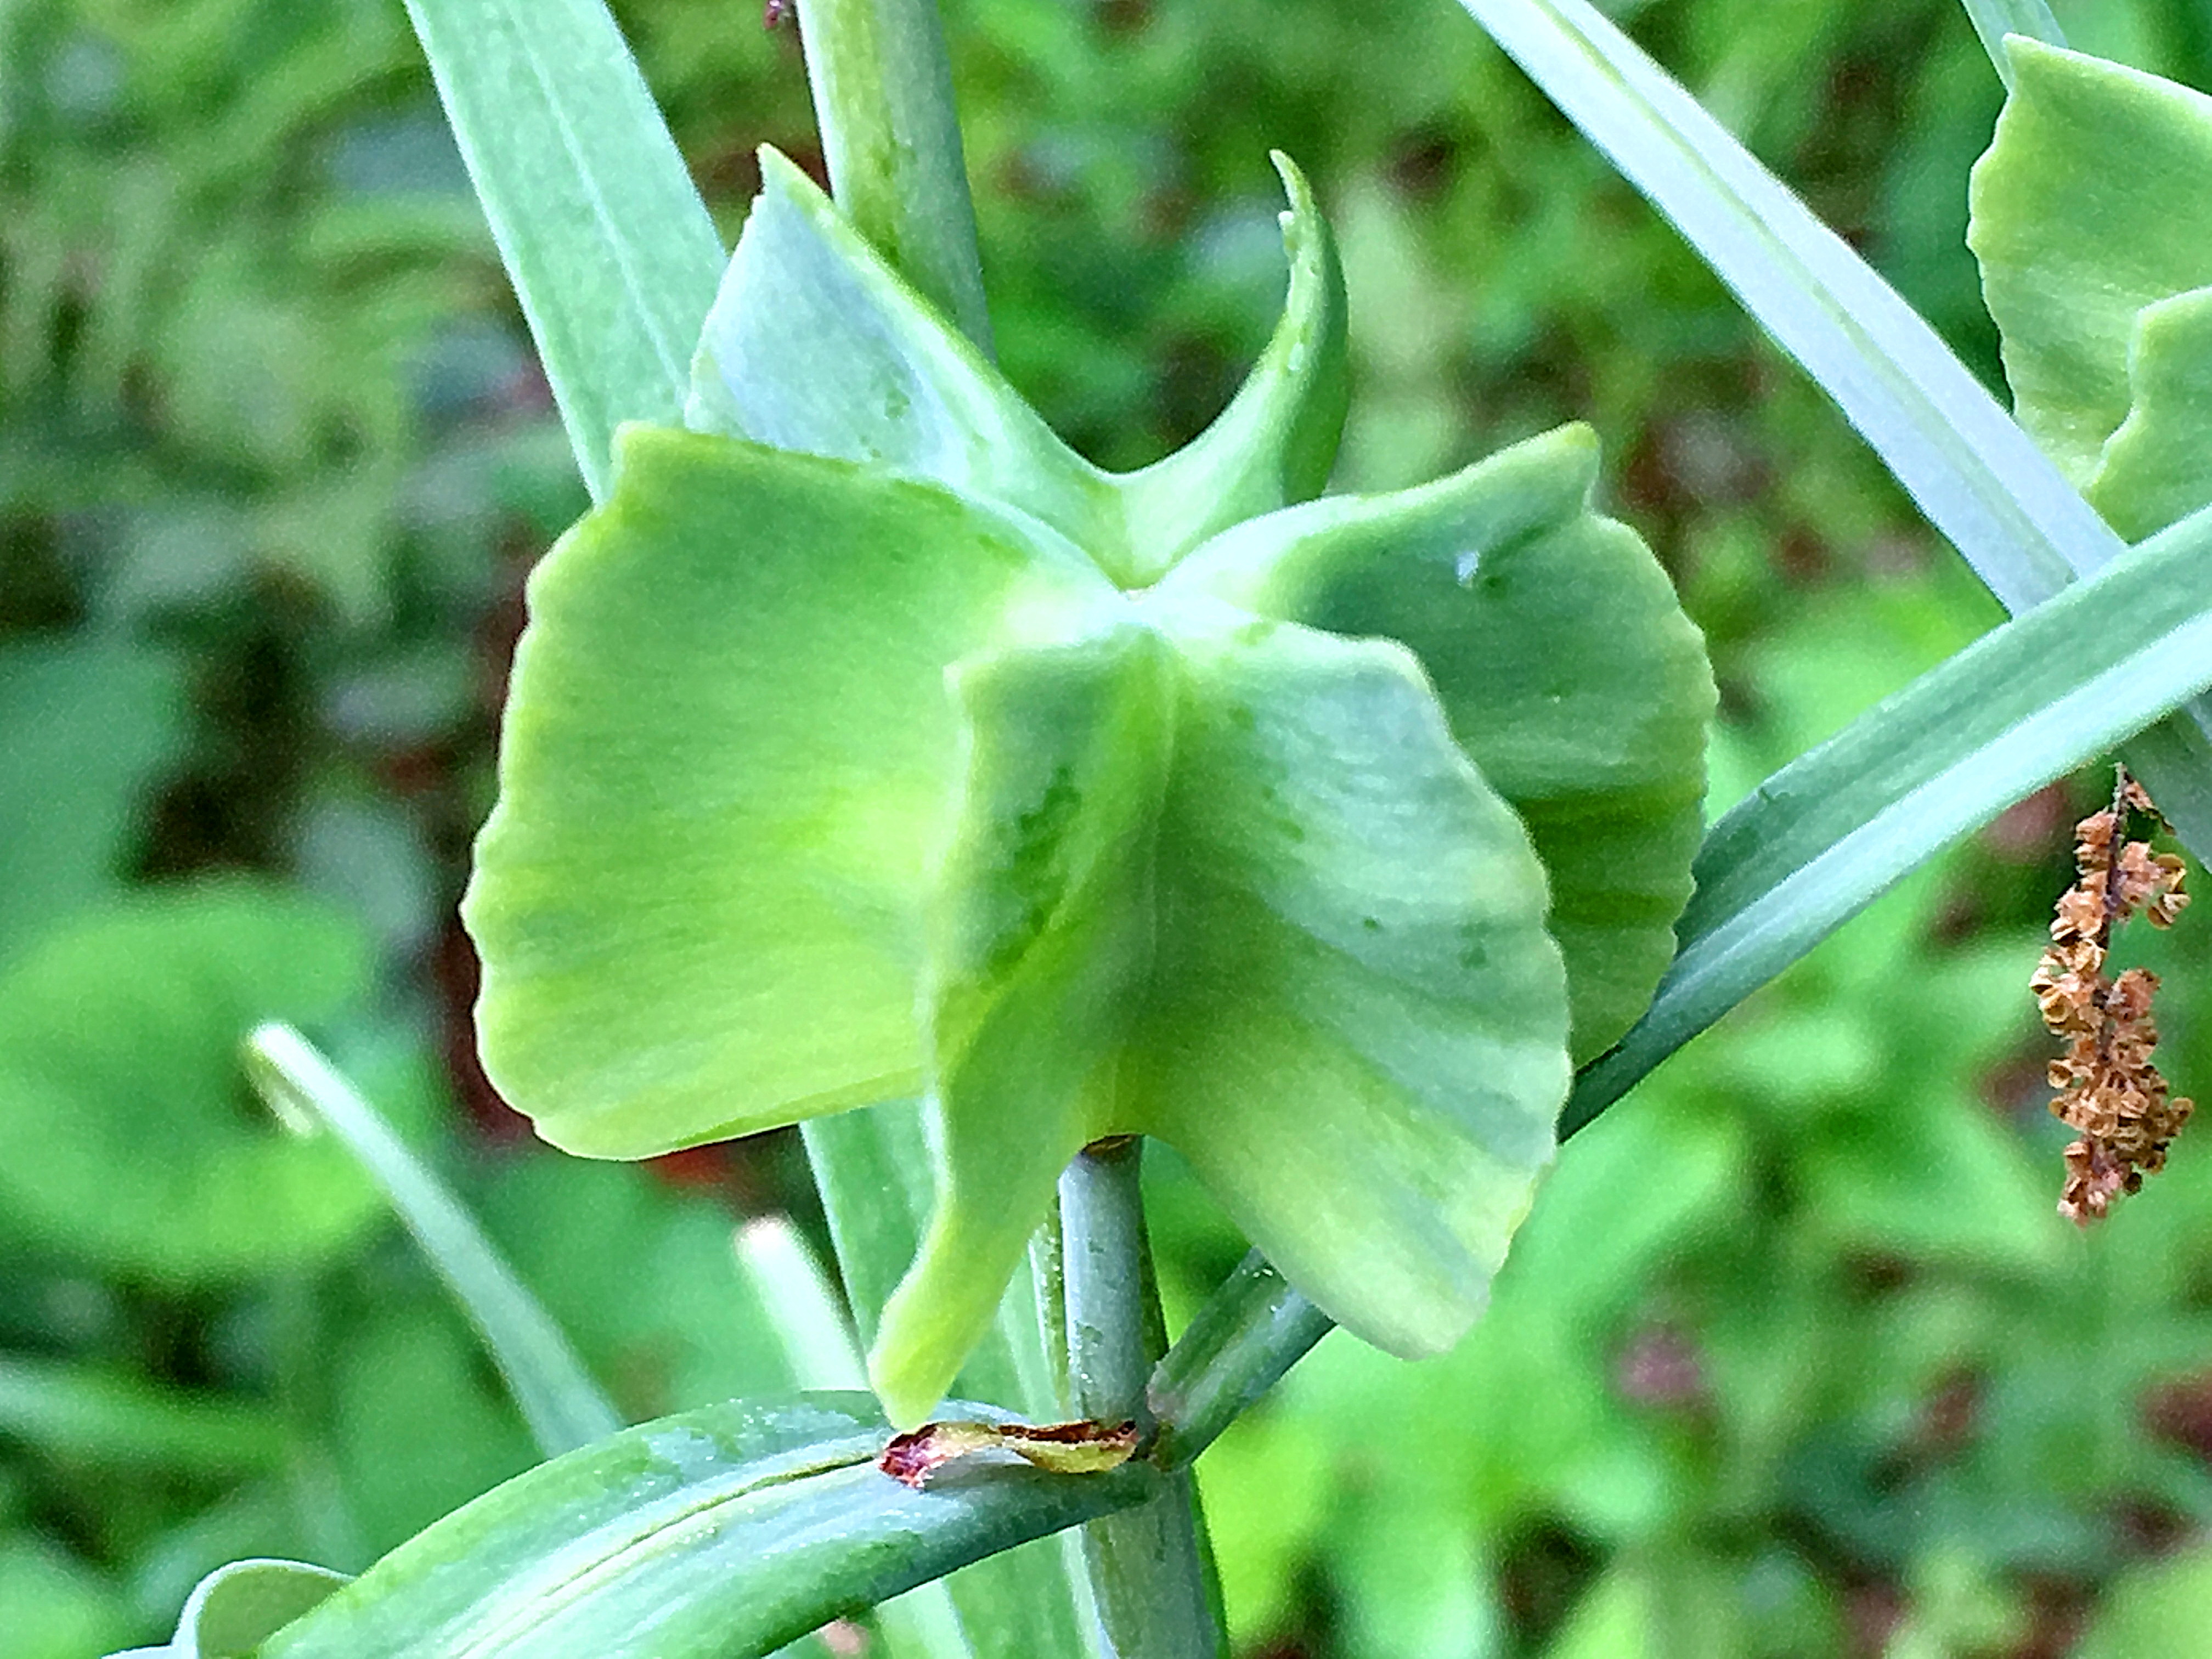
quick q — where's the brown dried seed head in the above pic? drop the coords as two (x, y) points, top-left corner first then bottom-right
(2038, 772), (2194, 1224)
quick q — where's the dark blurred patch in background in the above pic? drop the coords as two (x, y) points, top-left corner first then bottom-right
(4, 1), (2212, 1653)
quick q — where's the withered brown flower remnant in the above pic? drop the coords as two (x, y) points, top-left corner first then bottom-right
(877, 1417), (1140, 1490)
(2032, 768), (2193, 1224)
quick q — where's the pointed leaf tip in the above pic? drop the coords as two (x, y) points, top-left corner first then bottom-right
(1116, 152), (1351, 582)
(691, 145), (1348, 590)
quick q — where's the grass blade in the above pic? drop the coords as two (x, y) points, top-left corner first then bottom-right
(1567, 500), (2212, 1132)
(1451, 0), (2212, 854)
(400, 0), (725, 500)
(1454, 0), (2114, 610)
(733, 1218), (972, 1659)
(735, 1217), (872, 1393)
(258, 1394), (1159, 1659)
(244, 1024), (622, 1457)
(0, 1356), (287, 1476)
(1960, 0), (2067, 85)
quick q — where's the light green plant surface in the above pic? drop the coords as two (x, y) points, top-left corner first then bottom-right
(468, 96), (1707, 1429)
(12, 2), (2212, 1656)
(1970, 36), (2212, 541)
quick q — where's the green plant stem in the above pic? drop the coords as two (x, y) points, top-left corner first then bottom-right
(1147, 1254), (1331, 1470)
(1059, 1141), (1221, 1658)
(794, 0), (994, 353)
(1960, 0), (2067, 85)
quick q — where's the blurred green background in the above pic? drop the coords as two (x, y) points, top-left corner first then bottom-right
(4, 0), (2211, 1654)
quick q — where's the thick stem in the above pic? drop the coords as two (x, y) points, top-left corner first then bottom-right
(793, 0), (995, 352)
(1060, 1140), (1222, 1658)
(1146, 1252), (1331, 1470)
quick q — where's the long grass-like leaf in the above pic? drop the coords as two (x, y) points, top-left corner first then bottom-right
(1568, 500), (2212, 1131)
(259, 1394), (1158, 1659)
(400, 0), (725, 499)
(1960, 0), (2067, 84)
(0, 1356), (287, 1476)
(1454, 0), (2112, 607)
(244, 1024), (622, 1457)
(1451, 0), (2212, 853)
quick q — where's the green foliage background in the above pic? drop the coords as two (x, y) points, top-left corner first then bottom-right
(3, 0), (2211, 1653)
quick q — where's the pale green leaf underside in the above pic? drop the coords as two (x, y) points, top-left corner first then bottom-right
(1970, 38), (2212, 541)
(260, 1394), (1159, 1659)
(464, 427), (1115, 1159)
(1171, 422), (1712, 1064)
(871, 612), (1570, 1425)
(689, 149), (1346, 589)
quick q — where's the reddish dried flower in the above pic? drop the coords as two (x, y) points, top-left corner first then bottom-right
(2036, 769), (2195, 1224)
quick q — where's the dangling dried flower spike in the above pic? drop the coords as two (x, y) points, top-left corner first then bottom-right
(2032, 765), (2193, 1224)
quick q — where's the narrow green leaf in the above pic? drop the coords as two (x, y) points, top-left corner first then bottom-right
(1959, 1), (2066, 86)
(0, 1356), (286, 1477)
(800, 1108), (1100, 1659)
(800, 1107), (939, 1356)
(257, 1395), (1160, 1659)
(108, 1560), (351, 1659)
(732, 1219), (974, 1659)
(245, 1024), (621, 1458)
(1568, 499), (2212, 1132)
(1454, 0), (2115, 610)
(734, 1217), (871, 1393)
(399, 0), (724, 499)
(1451, 0), (2212, 854)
